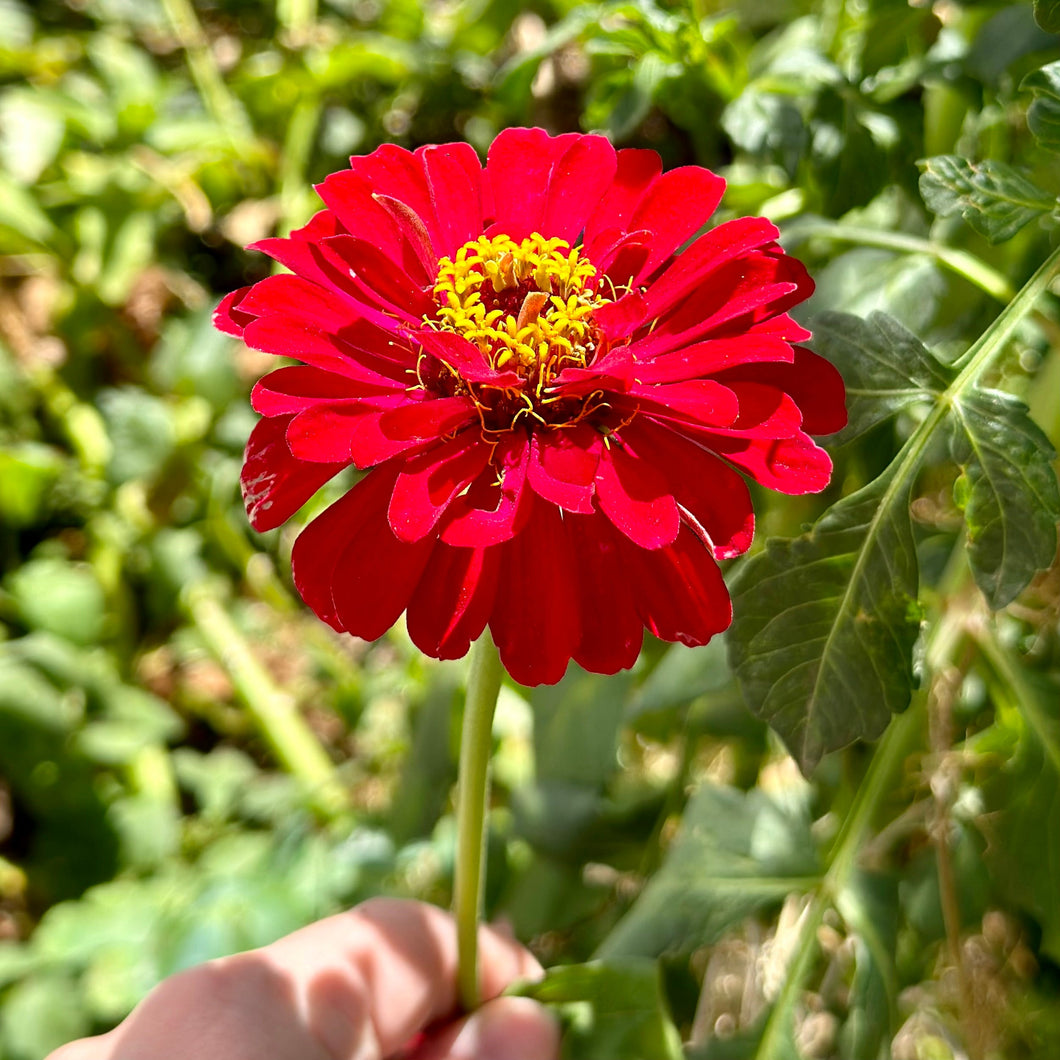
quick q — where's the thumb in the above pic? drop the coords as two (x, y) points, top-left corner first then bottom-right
(411, 996), (560, 1060)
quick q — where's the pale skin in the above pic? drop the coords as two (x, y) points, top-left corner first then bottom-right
(45, 898), (560, 1060)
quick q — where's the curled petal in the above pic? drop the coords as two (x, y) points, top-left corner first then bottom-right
(242, 415), (346, 532)
(527, 425), (602, 514)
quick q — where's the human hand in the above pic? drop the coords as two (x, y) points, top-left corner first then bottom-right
(46, 897), (559, 1060)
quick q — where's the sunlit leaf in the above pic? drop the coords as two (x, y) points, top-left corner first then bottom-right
(729, 469), (922, 771)
(811, 310), (950, 443)
(1032, 0), (1060, 32)
(520, 959), (684, 1060)
(1022, 60), (1060, 152)
(950, 390), (1060, 608)
(918, 155), (1055, 243)
(598, 785), (820, 956)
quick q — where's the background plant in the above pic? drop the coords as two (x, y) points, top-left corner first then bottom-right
(0, 1), (1058, 1058)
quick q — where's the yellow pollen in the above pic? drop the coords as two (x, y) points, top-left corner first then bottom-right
(430, 233), (609, 390)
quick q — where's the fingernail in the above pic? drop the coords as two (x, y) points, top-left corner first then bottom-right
(448, 997), (560, 1060)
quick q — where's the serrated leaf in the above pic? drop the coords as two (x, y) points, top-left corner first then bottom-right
(729, 468), (922, 771)
(811, 311), (950, 443)
(519, 959), (684, 1060)
(1022, 60), (1060, 153)
(918, 155), (1054, 243)
(729, 250), (1060, 769)
(598, 785), (820, 957)
(1033, 0), (1060, 32)
(950, 390), (1060, 608)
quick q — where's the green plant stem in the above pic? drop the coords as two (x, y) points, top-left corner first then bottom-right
(752, 700), (923, 1059)
(277, 0), (317, 42)
(278, 98), (322, 237)
(183, 582), (347, 819)
(454, 632), (504, 1012)
(789, 221), (1016, 302)
(160, 0), (252, 143)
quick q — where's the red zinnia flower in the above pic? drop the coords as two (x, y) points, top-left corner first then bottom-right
(215, 127), (846, 686)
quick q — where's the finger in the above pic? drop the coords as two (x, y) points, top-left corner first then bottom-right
(261, 898), (543, 1058)
(45, 1034), (114, 1060)
(410, 997), (561, 1060)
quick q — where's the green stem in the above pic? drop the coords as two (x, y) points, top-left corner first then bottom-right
(952, 241), (1060, 373)
(789, 221), (1016, 302)
(277, 0), (317, 43)
(183, 581), (347, 819)
(752, 701), (923, 1059)
(160, 0), (252, 144)
(278, 98), (322, 237)
(454, 632), (504, 1011)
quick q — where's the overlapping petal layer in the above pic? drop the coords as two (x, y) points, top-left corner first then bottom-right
(217, 127), (846, 684)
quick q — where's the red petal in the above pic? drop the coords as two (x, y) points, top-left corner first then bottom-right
(623, 379), (740, 430)
(238, 274), (355, 335)
(620, 524), (732, 646)
(419, 142), (485, 259)
(630, 249), (813, 359)
(286, 395), (406, 464)
(440, 432), (531, 547)
(584, 148), (662, 259)
(330, 510), (435, 643)
(485, 128), (580, 239)
(541, 135), (618, 243)
(489, 499), (578, 686)
(640, 216), (780, 321)
(415, 329), (521, 386)
(595, 438), (680, 549)
(242, 317), (414, 385)
(290, 467), (398, 629)
(317, 235), (434, 323)
(630, 165), (727, 281)
(566, 512), (644, 674)
(388, 432), (491, 542)
(631, 336), (795, 384)
(707, 382), (805, 439)
(406, 542), (499, 660)
(214, 287), (254, 337)
(242, 416), (345, 532)
(709, 433), (834, 494)
(619, 419), (754, 561)
(251, 366), (394, 417)
(526, 425), (602, 514)
(716, 347), (848, 436)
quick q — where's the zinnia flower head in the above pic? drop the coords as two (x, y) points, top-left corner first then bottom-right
(216, 128), (846, 686)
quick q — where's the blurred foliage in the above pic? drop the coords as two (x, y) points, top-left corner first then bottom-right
(0, 0), (1059, 1058)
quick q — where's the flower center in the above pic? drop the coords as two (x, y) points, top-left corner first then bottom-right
(430, 233), (610, 394)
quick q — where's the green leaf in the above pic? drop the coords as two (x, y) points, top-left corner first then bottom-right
(598, 785), (819, 957)
(6, 557), (107, 646)
(810, 311), (950, 443)
(949, 390), (1060, 608)
(520, 959), (684, 1060)
(729, 468), (922, 771)
(1033, 0), (1060, 32)
(1022, 61), (1060, 153)
(0, 974), (90, 1060)
(976, 641), (1060, 963)
(729, 243), (1060, 768)
(918, 155), (1055, 243)
(531, 667), (630, 788)
(835, 871), (899, 1058)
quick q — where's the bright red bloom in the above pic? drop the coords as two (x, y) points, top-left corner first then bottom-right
(216, 128), (846, 685)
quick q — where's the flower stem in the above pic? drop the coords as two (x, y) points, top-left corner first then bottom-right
(454, 631), (504, 1011)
